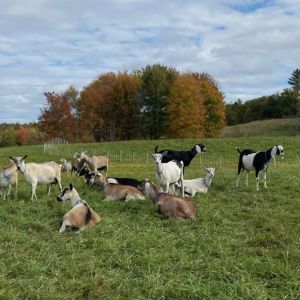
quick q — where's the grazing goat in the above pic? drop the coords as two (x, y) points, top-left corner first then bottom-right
(236, 145), (284, 191)
(150, 152), (185, 197)
(154, 143), (206, 168)
(77, 151), (108, 176)
(178, 167), (217, 196)
(0, 161), (18, 200)
(138, 179), (196, 219)
(10, 155), (62, 200)
(57, 183), (100, 232)
(90, 172), (145, 201)
(85, 171), (142, 188)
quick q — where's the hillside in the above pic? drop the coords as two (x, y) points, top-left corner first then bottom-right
(221, 117), (300, 138)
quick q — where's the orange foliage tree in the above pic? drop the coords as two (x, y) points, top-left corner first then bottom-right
(38, 92), (76, 141)
(194, 73), (226, 137)
(78, 72), (141, 141)
(166, 74), (205, 138)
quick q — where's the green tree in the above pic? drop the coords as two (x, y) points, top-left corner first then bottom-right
(288, 68), (300, 115)
(139, 64), (178, 139)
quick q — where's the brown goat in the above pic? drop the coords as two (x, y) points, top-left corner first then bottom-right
(139, 179), (196, 219)
(57, 184), (101, 232)
(92, 173), (145, 201)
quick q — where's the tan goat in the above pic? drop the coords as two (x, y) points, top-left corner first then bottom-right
(57, 183), (101, 232)
(139, 179), (196, 219)
(78, 151), (108, 176)
(91, 172), (145, 201)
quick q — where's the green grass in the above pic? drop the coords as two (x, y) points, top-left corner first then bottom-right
(0, 137), (300, 299)
(221, 117), (300, 138)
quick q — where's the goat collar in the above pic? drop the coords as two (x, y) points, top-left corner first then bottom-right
(72, 198), (84, 207)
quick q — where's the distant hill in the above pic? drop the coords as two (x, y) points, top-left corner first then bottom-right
(221, 117), (300, 138)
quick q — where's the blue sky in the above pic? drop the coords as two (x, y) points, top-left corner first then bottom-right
(0, 0), (299, 123)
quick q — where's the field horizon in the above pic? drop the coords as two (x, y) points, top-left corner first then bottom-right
(0, 136), (299, 299)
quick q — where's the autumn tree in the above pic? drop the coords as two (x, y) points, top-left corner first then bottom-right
(16, 125), (29, 145)
(194, 73), (226, 137)
(139, 64), (178, 139)
(78, 72), (141, 141)
(38, 92), (76, 141)
(166, 74), (205, 138)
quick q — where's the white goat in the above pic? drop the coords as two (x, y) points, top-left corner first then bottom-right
(179, 167), (217, 196)
(60, 158), (72, 173)
(10, 155), (62, 200)
(150, 152), (185, 197)
(57, 184), (101, 232)
(91, 172), (145, 201)
(78, 151), (108, 175)
(0, 162), (18, 200)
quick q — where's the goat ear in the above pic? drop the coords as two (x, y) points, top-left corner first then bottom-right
(162, 151), (168, 157)
(69, 183), (73, 190)
(9, 156), (14, 161)
(22, 155), (27, 160)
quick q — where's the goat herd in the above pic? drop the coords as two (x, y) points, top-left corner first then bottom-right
(0, 143), (284, 233)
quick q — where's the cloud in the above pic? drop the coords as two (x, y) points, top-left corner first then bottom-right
(0, 0), (299, 122)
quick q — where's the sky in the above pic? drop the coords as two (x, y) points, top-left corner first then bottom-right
(0, 0), (299, 123)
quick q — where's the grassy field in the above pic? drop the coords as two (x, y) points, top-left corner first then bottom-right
(0, 137), (299, 299)
(221, 117), (300, 138)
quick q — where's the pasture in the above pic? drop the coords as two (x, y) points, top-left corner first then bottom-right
(0, 137), (299, 299)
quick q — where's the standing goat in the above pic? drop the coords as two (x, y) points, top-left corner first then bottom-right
(154, 143), (206, 169)
(150, 152), (185, 197)
(90, 172), (145, 201)
(10, 155), (62, 200)
(57, 183), (101, 232)
(236, 145), (284, 191)
(77, 151), (108, 176)
(178, 167), (217, 196)
(138, 179), (196, 219)
(0, 161), (18, 200)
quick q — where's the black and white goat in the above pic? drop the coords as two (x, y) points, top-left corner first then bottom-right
(154, 143), (206, 168)
(236, 145), (284, 191)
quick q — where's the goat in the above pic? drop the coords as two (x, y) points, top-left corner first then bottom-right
(178, 167), (217, 196)
(0, 161), (18, 200)
(77, 151), (108, 176)
(138, 179), (196, 219)
(85, 171), (142, 188)
(150, 152), (185, 197)
(57, 183), (100, 232)
(236, 145), (284, 191)
(60, 158), (72, 173)
(10, 155), (62, 200)
(90, 172), (145, 201)
(154, 143), (206, 169)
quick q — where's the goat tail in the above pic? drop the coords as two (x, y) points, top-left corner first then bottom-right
(154, 146), (159, 153)
(83, 202), (92, 224)
(236, 147), (242, 154)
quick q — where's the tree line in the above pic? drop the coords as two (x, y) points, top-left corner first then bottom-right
(39, 64), (226, 142)
(225, 69), (300, 126)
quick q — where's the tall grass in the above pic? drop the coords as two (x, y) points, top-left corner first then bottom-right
(0, 137), (299, 299)
(221, 117), (300, 138)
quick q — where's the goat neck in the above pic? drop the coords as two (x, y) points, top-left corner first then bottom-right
(69, 189), (82, 207)
(145, 181), (160, 204)
(204, 173), (213, 188)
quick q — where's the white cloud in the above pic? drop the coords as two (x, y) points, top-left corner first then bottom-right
(0, 0), (299, 122)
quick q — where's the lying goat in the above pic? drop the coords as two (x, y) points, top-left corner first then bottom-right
(10, 155), (62, 200)
(90, 172), (145, 201)
(150, 152), (184, 197)
(57, 183), (100, 232)
(85, 171), (142, 188)
(236, 145), (284, 191)
(138, 179), (196, 219)
(154, 143), (206, 169)
(177, 167), (217, 196)
(0, 161), (18, 200)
